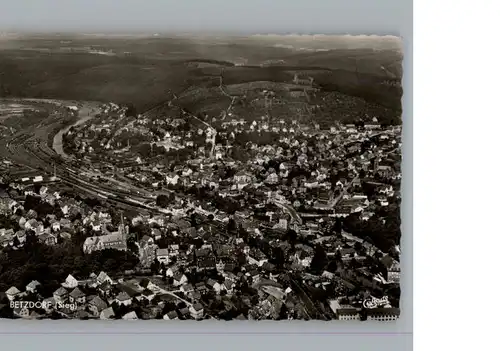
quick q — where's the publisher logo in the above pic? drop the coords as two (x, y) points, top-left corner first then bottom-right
(363, 296), (390, 309)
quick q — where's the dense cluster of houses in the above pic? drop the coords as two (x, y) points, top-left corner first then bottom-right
(0, 187), (75, 249)
(0, 98), (402, 320)
(2, 272), (206, 320)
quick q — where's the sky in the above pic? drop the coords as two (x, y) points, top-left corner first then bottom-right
(0, 0), (408, 35)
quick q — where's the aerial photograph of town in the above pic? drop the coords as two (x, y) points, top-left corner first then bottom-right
(0, 33), (403, 321)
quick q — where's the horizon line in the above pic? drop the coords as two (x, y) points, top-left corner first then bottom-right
(0, 30), (401, 38)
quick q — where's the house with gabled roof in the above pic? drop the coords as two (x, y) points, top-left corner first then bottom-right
(156, 248), (170, 265)
(5, 286), (20, 301)
(206, 278), (222, 294)
(222, 280), (235, 295)
(198, 257), (216, 271)
(69, 287), (86, 304)
(140, 288), (156, 303)
(98, 281), (113, 297)
(122, 311), (138, 320)
(53, 286), (68, 303)
(89, 296), (108, 317)
(163, 310), (179, 320)
(26, 280), (41, 293)
(42, 297), (56, 313)
(100, 306), (115, 320)
(62, 274), (79, 289)
(0, 231), (14, 247)
(195, 282), (208, 294)
(178, 307), (190, 319)
(189, 303), (204, 320)
(97, 271), (113, 285)
(13, 307), (30, 319)
(173, 273), (188, 287)
(115, 292), (132, 306)
(38, 233), (57, 246)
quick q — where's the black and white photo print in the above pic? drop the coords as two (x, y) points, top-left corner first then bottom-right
(0, 33), (402, 321)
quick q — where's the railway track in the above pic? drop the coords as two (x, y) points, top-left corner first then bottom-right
(1, 99), (180, 215)
(2, 129), (159, 212)
(17, 138), (155, 201)
(289, 277), (329, 321)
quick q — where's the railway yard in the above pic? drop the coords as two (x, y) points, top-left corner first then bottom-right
(0, 99), (162, 214)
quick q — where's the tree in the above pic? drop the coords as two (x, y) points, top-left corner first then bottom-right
(270, 246), (285, 269)
(24, 195), (41, 212)
(235, 250), (247, 266)
(238, 226), (249, 243)
(227, 218), (237, 234)
(349, 258), (360, 269)
(354, 242), (363, 252)
(34, 183), (42, 194)
(310, 245), (328, 274)
(284, 229), (298, 247)
(326, 259), (337, 273)
(232, 147), (249, 162)
(156, 194), (171, 208)
(127, 238), (138, 255)
(150, 259), (160, 274)
(190, 213), (199, 227)
(35, 201), (55, 218)
(334, 219), (343, 233)
(137, 143), (152, 159)
(192, 238), (203, 249)
(361, 181), (377, 200)
(161, 263), (167, 282)
(125, 104), (137, 117)
(48, 310), (63, 320)
(24, 231), (39, 249)
(12, 236), (20, 247)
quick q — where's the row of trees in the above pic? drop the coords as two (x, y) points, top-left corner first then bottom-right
(0, 236), (139, 294)
(342, 206), (401, 254)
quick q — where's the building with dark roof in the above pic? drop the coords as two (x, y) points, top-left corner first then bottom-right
(69, 287), (86, 304)
(366, 307), (400, 321)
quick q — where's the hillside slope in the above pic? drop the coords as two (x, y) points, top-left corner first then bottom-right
(0, 36), (403, 123)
